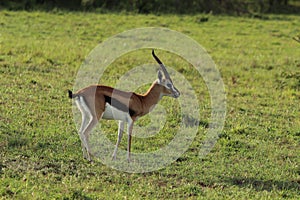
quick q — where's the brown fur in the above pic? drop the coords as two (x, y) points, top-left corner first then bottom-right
(72, 81), (168, 121)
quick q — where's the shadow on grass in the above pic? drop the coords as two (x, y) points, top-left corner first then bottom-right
(1, 1), (300, 15)
(266, 4), (300, 15)
(182, 114), (209, 128)
(226, 177), (300, 192)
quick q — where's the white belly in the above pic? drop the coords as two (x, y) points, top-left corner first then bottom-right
(102, 103), (131, 122)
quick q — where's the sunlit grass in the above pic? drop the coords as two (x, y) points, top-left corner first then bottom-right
(0, 11), (299, 199)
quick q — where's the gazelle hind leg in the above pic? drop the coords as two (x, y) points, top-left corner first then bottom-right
(112, 120), (125, 160)
(80, 117), (98, 161)
(75, 96), (97, 161)
(75, 97), (90, 159)
(79, 118), (89, 159)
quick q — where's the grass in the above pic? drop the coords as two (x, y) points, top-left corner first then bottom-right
(0, 10), (299, 199)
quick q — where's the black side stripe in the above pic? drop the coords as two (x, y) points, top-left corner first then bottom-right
(104, 95), (136, 117)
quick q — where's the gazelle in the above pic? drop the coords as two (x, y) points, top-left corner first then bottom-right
(68, 50), (180, 162)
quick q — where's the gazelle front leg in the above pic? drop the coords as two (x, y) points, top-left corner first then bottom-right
(127, 120), (134, 162)
(112, 120), (125, 160)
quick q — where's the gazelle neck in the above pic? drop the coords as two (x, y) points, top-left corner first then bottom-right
(140, 80), (164, 114)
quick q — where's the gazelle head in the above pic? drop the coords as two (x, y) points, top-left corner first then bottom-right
(152, 50), (180, 98)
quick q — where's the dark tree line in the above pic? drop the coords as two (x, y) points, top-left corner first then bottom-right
(0, 0), (297, 14)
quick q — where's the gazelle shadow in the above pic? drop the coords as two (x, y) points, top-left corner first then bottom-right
(182, 114), (209, 128)
(225, 177), (300, 192)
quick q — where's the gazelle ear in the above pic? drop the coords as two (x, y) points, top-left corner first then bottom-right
(158, 70), (163, 82)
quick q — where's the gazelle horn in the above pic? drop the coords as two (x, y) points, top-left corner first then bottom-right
(152, 49), (171, 79)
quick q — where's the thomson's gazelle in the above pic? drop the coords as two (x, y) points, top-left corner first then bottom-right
(69, 50), (180, 162)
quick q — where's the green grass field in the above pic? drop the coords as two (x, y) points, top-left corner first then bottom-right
(0, 10), (299, 199)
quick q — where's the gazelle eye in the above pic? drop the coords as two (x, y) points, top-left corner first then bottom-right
(166, 83), (172, 88)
